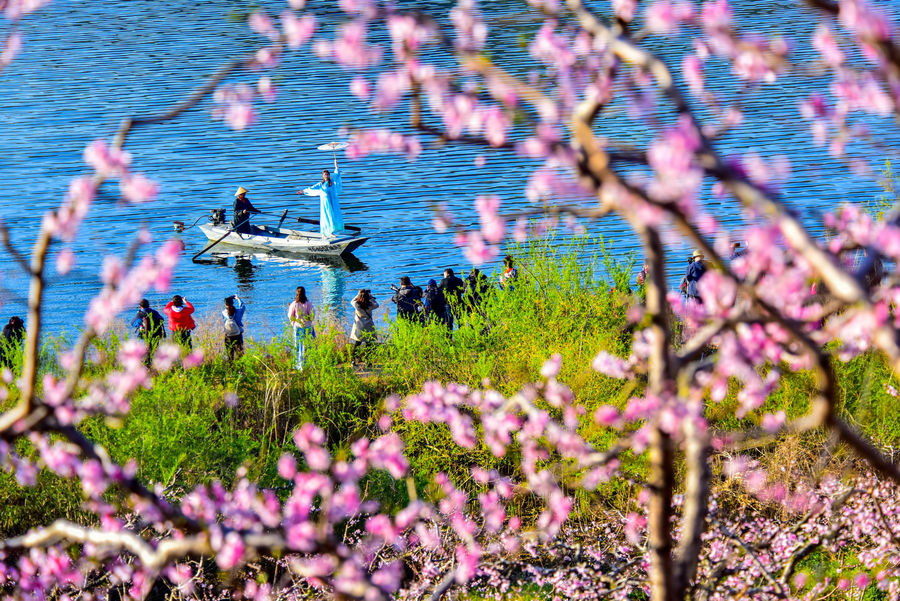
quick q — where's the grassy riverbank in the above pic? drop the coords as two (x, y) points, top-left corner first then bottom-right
(1, 235), (899, 597)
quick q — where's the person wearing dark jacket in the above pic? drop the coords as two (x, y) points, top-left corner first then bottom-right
(439, 268), (465, 329)
(684, 250), (708, 302)
(391, 276), (423, 321)
(233, 186), (261, 234)
(423, 279), (447, 325)
(131, 299), (166, 359)
(464, 268), (491, 311)
(0, 316), (24, 369)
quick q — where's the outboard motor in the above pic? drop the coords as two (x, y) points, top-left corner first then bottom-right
(210, 208), (226, 225)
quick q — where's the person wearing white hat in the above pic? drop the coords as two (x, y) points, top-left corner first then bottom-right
(684, 249), (707, 302)
(299, 156), (344, 238)
(233, 186), (260, 234)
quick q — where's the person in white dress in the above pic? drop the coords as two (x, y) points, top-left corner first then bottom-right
(299, 157), (345, 238)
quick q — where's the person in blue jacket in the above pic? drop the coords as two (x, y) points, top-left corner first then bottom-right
(222, 294), (246, 359)
(300, 157), (345, 238)
(684, 250), (708, 302)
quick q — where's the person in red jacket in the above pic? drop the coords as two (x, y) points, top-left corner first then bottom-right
(164, 295), (196, 349)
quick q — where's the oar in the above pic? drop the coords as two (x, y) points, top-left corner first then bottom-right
(192, 216), (250, 261)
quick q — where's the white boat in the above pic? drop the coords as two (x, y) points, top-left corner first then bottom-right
(197, 221), (369, 257)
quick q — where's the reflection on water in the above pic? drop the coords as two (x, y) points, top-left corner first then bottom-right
(233, 257), (258, 294)
(208, 243), (370, 273)
(203, 243), (370, 324)
(321, 266), (347, 324)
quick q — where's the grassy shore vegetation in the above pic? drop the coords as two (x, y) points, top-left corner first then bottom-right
(1, 234), (899, 595)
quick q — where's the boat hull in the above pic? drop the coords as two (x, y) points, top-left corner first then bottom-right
(199, 223), (368, 256)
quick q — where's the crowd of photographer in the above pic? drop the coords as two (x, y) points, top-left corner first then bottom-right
(123, 255), (521, 370)
(0, 256), (522, 372)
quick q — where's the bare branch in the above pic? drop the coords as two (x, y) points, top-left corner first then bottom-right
(0, 220), (31, 274)
(112, 58), (243, 149)
(0, 228), (52, 434)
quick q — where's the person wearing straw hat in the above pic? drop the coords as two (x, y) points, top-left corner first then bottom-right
(233, 186), (260, 234)
(684, 249), (708, 302)
(299, 156), (345, 238)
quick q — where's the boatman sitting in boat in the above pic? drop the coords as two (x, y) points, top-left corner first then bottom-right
(233, 186), (261, 234)
(299, 158), (344, 238)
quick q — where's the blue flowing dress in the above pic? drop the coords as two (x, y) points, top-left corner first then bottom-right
(303, 168), (344, 237)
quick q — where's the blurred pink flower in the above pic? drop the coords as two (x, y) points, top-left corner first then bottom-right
(450, 0), (487, 51)
(454, 544), (481, 583)
(612, 0), (637, 21)
(540, 353), (562, 379)
(645, 1), (694, 35)
(278, 453), (298, 479)
(624, 512), (646, 545)
(813, 25), (844, 66)
(55, 248), (75, 275)
(83, 139), (132, 176)
(120, 173), (159, 203)
(1, 31), (23, 68)
(257, 76), (277, 103)
(482, 106), (510, 147)
(349, 75), (370, 100)
(78, 459), (108, 497)
(701, 0), (732, 30)
(152, 343), (181, 372)
(281, 12), (316, 49)
(462, 231), (497, 265)
(333, 20), (382, 69)
(594, 405), (620, 426)
(224, 102), (257, 130)
(682, 54), (705, 95)
(4, 0), (51, 20)
(592, 351), (630, 379)
(839, 0), (889, 40)
(248, 12), (277, 38)
(761, 410), (786, 433)
(182, 349), (205, 369)
(216, 532), (245, 570)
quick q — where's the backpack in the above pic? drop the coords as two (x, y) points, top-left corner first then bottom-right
(224, 314), (241, 337)
(142, 309), (166, 339)
(424, 287), (445, 315)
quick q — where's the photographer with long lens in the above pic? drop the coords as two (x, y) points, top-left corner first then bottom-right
(391, 276), (423, 323)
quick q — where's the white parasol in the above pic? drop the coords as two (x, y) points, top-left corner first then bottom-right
(317, 141), (348, 162)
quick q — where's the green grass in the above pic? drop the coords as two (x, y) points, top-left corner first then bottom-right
(0, 231), (899, 585)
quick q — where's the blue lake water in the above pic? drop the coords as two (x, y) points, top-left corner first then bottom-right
(1, 0), (898, 339)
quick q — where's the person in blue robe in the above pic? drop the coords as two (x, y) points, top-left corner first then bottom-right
(300, 158), (345, 238)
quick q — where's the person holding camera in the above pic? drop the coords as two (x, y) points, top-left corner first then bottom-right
(164, 295), (196, 349)
(350, 289), (379, 361)
(131, 299), (166, 361)
(391, 276), (423, 322)
(0, 316), (24, 370)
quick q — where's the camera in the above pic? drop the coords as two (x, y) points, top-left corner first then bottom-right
(390, 284), (399, 292)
